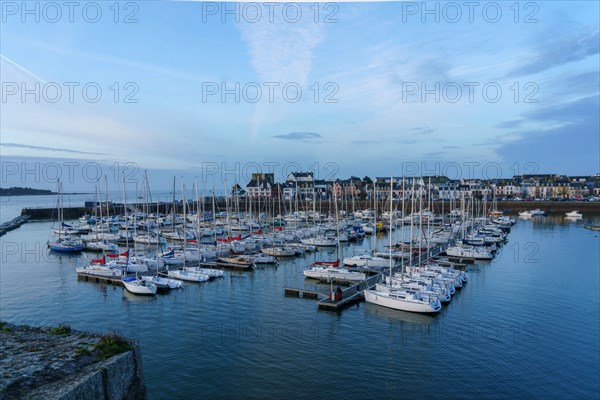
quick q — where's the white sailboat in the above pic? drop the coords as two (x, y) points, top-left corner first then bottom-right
(122, 276), (157, 295)
(76, 255), (123, 278)
(48, 180), (84, 252)
(364, 177), (442, 314)
(140, 274), (183, 290)
(343, 181), (387, 269)
(261, 246), (296, 257)
(140, 198), (184, 290)
(84, 240), (119, 252)
(445, 244), (493, 260)
(167, 268), (210, 282)
(565, 210), (583, 218)
(117, 176), (156, 296)
(303, 261), (366, 282)
(342, 254), (388, 268)
(300, 236), (337, 247)
(364, 289), (441, 313)
(303, 189), (365, 283)
(184, 266), (224, 278)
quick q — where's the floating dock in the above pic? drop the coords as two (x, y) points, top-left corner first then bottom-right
(200, 261), (254, 271)
(77, 273), (125, 286)
(285, 247), (447, 313)
(431, 258), (468, 269)
(284, 288), (325, 300)
(317, 274), (380, 311)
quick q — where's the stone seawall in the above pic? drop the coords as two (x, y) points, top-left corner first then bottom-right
(0, 322), (145, 400)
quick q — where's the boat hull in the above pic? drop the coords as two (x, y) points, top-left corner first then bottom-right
(365, 289), (441, 313)
(122, 278), (157, 295)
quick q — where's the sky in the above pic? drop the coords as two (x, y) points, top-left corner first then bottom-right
(1, 0), (599, 191)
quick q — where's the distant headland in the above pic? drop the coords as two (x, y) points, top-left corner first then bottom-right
(0, 187), (55, 196)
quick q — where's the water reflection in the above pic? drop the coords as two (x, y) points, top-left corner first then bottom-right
(364, 302), (438, 326)
(518, 214), (599, 230)
(122, 289), (156, 304)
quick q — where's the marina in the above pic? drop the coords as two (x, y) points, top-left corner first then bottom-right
(2, 206), (598, 399)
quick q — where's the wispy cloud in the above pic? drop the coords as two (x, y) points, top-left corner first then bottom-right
(495, 95), (599, 173)
(352, 139), (380, 145)
(396, 138), (418, 145)
(412, 127), (435, 135)
(1, 142), (110, 156)
(237, 6), (323, 140)
(496, 120), (523, 129)
(272, 132), (321, 142)
(237, 6), (323, 86)
(509, 27), (599, 76)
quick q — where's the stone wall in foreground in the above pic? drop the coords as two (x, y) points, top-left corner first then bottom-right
(26, 345), (145, 400)
(0, 323), (145, 400)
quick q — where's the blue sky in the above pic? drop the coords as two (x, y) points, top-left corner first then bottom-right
(1, 1), (599, 190)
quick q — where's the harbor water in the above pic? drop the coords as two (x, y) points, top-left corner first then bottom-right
(0, 202), (598, 398)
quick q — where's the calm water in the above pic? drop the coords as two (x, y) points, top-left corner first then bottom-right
(1, 211), (599, 399)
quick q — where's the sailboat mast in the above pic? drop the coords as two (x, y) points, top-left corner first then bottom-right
(97, 180), (103, 230)
(171, 176), (176, 233)
(195, 177), (201, 253)
(373, 181), (377, 252)
(122, 172), (130, 274)
(409, 178), (415, 271)
(389, 176), (393, 285)
(419, 178), (423, 259)
(59, 180), (63, 226)
(401, 177), (405, 275)
(156, 199), (160, 277)
(333, 186), (341, 262)
(104, 175), (110, 226)
(212, 188), (217, 242)
(181, 177), (187, 241)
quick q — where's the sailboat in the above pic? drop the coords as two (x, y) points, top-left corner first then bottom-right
(364, 177), (442, 314)
(141, 265), (183, 289)
(343, 180), (387, 269)
(122, 276), (157, 295)
(167, 268), (210, 282)
(303, 188), (365, 282)
(141, 197), (184, 290)
(115, 172), (156, 295)
(83, 180), (119, 252)
(47, 179), (84, 252)
(76, 255), (123, 278)
(565, 210), (583, 218)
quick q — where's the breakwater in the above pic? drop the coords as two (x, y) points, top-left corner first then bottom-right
(19, 200), (600, 220)
(0, 216), (30, 236)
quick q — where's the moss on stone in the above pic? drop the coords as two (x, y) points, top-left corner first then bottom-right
(94, 333), (132, 361)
